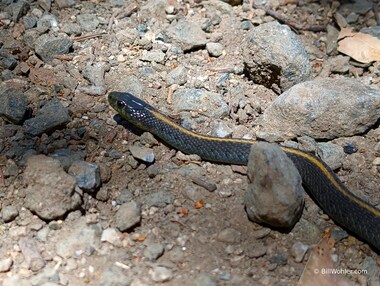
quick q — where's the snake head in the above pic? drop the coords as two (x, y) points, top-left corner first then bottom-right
(108, 91), (155, 129)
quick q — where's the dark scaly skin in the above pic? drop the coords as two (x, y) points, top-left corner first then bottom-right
(108, 91), (380, 251)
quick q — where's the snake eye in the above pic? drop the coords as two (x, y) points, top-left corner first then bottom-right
(116, 100), (126, 109)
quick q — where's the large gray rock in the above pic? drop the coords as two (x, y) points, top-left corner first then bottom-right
(55, 217), (102, 258)
(259, 78), (380, 140)
(166, 19), (207, 51)
(245, 142), (304, 228)
(34, 33), (72, 62)
(115, 201), (141, 232)
(0, 87), (27, 124)
(24, 155), (82, 220)
(243, 21), (311, 92)
(172, 88), (228, 119)
(23, 99), (70, 136)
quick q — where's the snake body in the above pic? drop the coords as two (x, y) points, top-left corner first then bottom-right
(108, 91), (380, 251)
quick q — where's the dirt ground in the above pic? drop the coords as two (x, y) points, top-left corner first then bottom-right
(0, 0), (380, 285)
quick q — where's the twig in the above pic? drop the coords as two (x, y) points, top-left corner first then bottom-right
(73, 32), (107, 42)
(0, 168), (5, 187)
(374, 2), (380, 25)
(108, 5), (139, 32)
(250, 2), (326, 33)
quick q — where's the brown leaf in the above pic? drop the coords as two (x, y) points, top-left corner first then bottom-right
(194, 200), (205, 209)
(337, 29), (380, 63)
(297, 236), (357, 286)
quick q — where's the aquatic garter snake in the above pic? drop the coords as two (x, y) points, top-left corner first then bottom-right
(108, 91), (380, 251)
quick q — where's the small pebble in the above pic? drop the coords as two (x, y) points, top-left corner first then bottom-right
(290, 242), (309, 263)
(149, 266), (173, 282)
(206, 42), (224, 57)
(129, 144), (155, 163)
(101, 228), (123, 247)
(2, 205), (19, 222)
(115, 201), (141, 232)
(0, 258), (13, 272)
(143, 243), (165, 261)
(217, 228), (241, 244)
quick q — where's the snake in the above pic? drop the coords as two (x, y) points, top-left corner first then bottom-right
(108, 91), (380, 251)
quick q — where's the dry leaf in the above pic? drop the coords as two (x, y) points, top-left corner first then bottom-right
(177, 208), (190, 216)
(337, 27), (356, 40)
(194, 200), (205, 209)
(297, 236), (357, 286)
(337, 28), (380, 63)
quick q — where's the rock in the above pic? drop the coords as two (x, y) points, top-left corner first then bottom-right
(23, 99), (70, 136)
(219, 0), (242, 6)
(115, 201), (141, 232)
(55, 217), (102, 258)
(9, 0), (30, 22)
(50, 149), (86, 171)
(326, 24), (339, 55)
(245, 242), (267, 258)
(212, 121), (233, 138)
(3, 158), (19, 178)
(61, 22), (82, 36)
(259, 78), (380, 140)
(269, 253), (288, 266)
(204, 0), (233, 15)
(140, 0), (168, 20)
(68, 160), (101, 191)
(115, 189), (134, 205)
(0, 258), (13, 272)
(101, 228), (123, 247)
(292, 218), (321, 245)
(330, 55), (350, 73)
(140, 49), (166, 63)
(360, 256), (380, 282)
(339, 0), (373, 15)
(77, 14), (99, 32)
(129, 144), (155, 163)
(29, 265), (60, 285)
(166, 19), (207, 51)
(2, 275), (29, 286)
(99, 266), (131, 286)
(19, 237), (45, 271)
(290, 241), (309, 263)
(166, 65), (188, 86)
(0, 50), (18, 70)
(317, 142), (345, 171)
(111, 74), (145, 97)
(168, 246), (184, 263)
(82, 62), (110, 90)
(141, 190), (174, 208)
(332, 229), (349, 242)
(0, 87), (27, 124)
(243, 21), (311, 92)
(217, 228), (241, 244)
(143, 243), (165, 261)
(38, 0), (52, 11)
(245, 142), (304, 228)
(149, 266), (173, 282)
(24, 155), (82, 221)
(206, 42), (224, 57)
(37, 13), (58, 31)
(34, 33), (73, 62)
(55, 0), (75, 9)
(1, 205), (19, 222)
(172, 88), (228, 119)
(195, 272), (218, 286)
